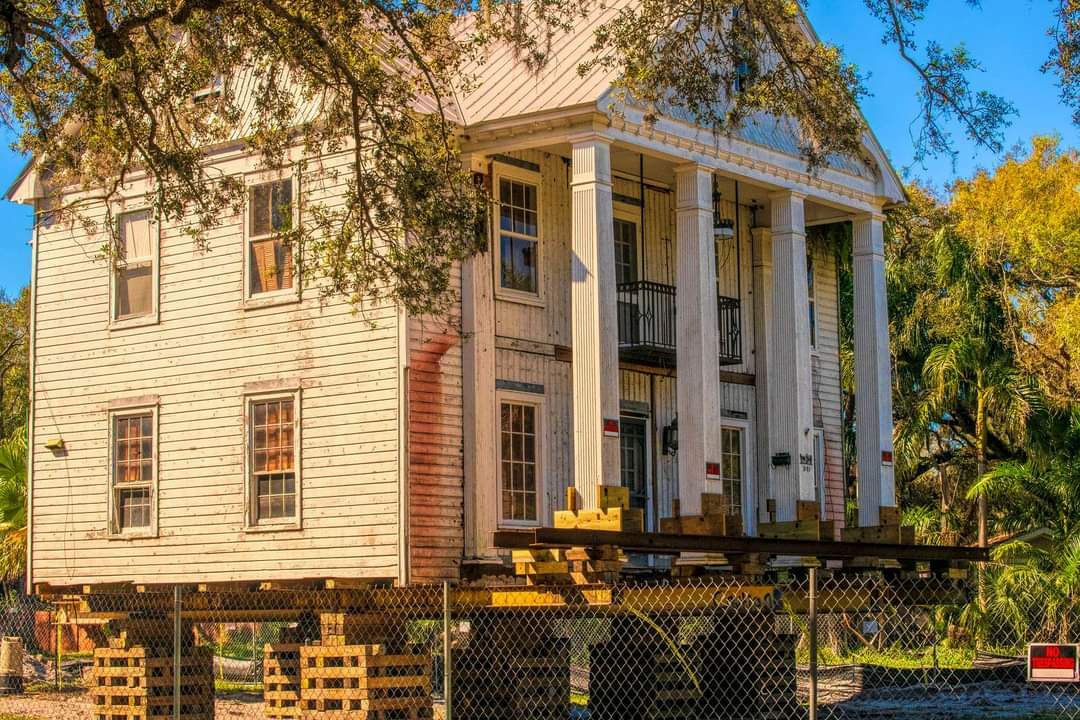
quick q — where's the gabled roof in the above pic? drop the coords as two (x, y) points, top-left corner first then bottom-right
(456, 0), (905, 203)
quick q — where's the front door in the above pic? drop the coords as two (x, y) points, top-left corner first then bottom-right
(620, 416), (651, 529)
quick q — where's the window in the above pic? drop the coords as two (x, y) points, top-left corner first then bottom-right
(807, 249), (817, 349)
(499, 397), (540, 524)
(720, 427), (744, 517)
(249, 396), (299, 525)
(113, 210), (156, 322)
(193, 74), (223, 103)
(248, 179), (294, 296)
(613, 218), (639, 284)
(110, 410), (155, 534)
(497, 177), (539, 295)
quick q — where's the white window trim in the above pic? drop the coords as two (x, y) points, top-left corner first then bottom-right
(108, 207), (160, 331)
(612, 206), (643, 284)
(107, 403), (159, 540)
(495, 389), (545, 529)
(243, 388), (303, 532)
(718, 418), (754, 523)
(491, 164), (545, 308)
(243, 171), (301, 309)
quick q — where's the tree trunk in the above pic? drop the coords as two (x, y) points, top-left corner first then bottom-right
(976, 384), (988, 548)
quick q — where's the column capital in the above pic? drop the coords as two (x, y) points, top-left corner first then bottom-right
(853, 211), (886, 257)
(674, 164), (713, 211)
(570, 137), (612, 188)
(768, 190), (806, 235)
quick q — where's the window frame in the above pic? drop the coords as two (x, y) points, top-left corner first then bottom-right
(612, 206), (642, 286)
(109, 207), (160, 330)
(496, 389), (545, 529)
(717, 419), (753, 521)
(107, 403), (159, 539)
(491, 164), (544, 307)
(243, 388), (303, 531)
(243, 171), (300, 309)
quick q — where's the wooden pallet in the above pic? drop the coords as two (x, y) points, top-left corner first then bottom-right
(452, 637), (569, 720)
(264, 643), (302, 719)
(92, 645), (213, 720)
(298, 644), (432, 720)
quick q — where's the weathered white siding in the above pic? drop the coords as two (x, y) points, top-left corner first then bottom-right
(809, 237), (846, 526)
(30, 149), (405, 586)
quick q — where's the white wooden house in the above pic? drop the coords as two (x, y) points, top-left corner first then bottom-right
(7, 7), (905, 589)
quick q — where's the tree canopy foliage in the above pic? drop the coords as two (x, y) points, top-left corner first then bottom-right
(0, 0), (1075, 310)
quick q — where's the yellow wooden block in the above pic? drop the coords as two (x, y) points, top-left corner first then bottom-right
(575, 507), (644, 532)
(598, 485), (631, 511)
(700, 493), (728, 516)
(511, 549), (564, 564)
(758, 520), (835, 541)
(554, 510), (580, 529)
(515, 561), (569, 576)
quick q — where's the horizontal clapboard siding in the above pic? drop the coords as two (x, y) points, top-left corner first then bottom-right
(31, 149), (404, 586)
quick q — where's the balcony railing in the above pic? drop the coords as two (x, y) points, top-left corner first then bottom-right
(616, 281), (742, 368)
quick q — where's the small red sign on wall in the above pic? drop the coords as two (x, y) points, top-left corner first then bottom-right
(881, 451), (894, 465)
(705, 462), (721, 480)
(603, 418), (620, 437)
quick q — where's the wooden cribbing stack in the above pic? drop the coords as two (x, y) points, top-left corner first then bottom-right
(840, 506), (915, 569)
(514, 486), (635, 584)
(660, 494), (767, 577)
(298, 644), (433, 720)
(264, 632), (302, 720)
(91, 622), (213, 720)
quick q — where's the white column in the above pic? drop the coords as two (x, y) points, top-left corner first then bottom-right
(767, 191), (816, 521)
(570, 136), (620, 508)
(675, 164), (722, 517)
(751, 227), (773, 528)
(853, 212), (896, 526)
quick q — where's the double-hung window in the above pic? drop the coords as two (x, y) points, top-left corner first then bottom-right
(720, 426), (744, 518)
(247, 179), (295, 297)
(498, 395), (541, 525)
(248, 394), (300, 527)
(110, 409), (156, 536)
(112, 210), (157, 323)
(497, 176), (540, 296)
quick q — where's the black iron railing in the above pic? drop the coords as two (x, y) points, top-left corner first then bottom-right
(617, 281), (677, 366)
(717, 295), (742, 366)
(616, 281), (743, 368)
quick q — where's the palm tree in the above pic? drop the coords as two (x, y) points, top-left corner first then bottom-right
(924, 339), (1038, 546)
(0, 427), (27, 582)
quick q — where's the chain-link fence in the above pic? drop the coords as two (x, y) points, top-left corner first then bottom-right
(0, 569), (1076, 719)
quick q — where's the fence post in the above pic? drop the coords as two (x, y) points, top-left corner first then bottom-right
(443, 580), (453, 720)
(173, 586), (182, 720)
(808, 566), (818, 720)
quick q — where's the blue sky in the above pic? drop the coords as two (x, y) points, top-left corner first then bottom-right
(0, 0), (1076, 296)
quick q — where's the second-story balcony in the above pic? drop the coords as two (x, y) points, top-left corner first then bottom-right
(617, 281), (743, 368)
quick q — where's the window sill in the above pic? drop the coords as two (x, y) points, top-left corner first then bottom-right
(244, 521), (303, 534)
(497, 521), (541, 531)
(243, 292), (301, 311)
(108, 530), (158, 541)
(495, 289), (545, 309)
(109, 314), (159, 332)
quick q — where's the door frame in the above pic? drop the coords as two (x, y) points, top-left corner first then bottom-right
(619, 412), (654, 532)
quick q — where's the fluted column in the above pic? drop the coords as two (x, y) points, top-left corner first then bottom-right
(570, 136), (620, 508)
(675, 164), (722, 517)
(751, 226), (773, 531)
(853, 212), (896, 526)
(767, 191), (816, 521)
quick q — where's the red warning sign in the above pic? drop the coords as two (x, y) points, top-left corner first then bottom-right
(1028, 644), (1079, 682)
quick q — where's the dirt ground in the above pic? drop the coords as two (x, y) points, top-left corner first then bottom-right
(0, 690), (263, 720)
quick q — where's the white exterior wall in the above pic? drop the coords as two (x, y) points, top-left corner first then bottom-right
(30, 149), (405, 586)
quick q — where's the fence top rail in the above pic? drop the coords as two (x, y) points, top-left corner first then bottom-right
(493, 527), (991, 563)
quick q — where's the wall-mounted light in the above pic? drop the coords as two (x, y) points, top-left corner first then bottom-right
(662, 417), (678, 456)
(44, 438), (64, 451)
(713, 189), (735, 240)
